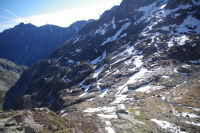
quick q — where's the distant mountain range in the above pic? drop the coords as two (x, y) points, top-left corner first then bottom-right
(0, 20), (93, 66)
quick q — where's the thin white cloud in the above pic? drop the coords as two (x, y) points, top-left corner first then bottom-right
(14, 0), (121, 27)
(0, 0), (122, 32)
(1, 8), (21, 19)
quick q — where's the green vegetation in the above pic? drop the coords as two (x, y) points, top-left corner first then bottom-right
(128, 108), (143, 120)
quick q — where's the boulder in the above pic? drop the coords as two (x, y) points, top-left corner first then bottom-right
(116, 104), (128, 114)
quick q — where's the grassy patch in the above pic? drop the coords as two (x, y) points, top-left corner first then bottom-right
(128, 108), (143, 120)
(33, 109), (72, 132)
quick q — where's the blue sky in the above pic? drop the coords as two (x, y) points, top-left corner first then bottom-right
(0, 0), (122, 32)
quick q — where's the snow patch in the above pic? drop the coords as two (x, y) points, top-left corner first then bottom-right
(185, 121), (200, 127)
(160, 4), (167, 9)
(192, 43), (196, 47)
(95, 23), (109, 35)
(91, 51), (106, 65)
(95, 17), (116, 35)
(79, 84), (91, 97)
(177, 16), (200, 34)
(124, 59), (132, 66)
(151, 119), (186, 133)
(120, 33), (127, 39)
(118, 18), (129, 23)
(98, 114), (118, 119)
(179, 35), (189, 45)
(64, 57), (75, 64)
(79, 78), (92, 97)
(134, 56), (143, 68)
(75, 49), (81, 53)
(112, 67), (148, 104)
(188, 59), (200, 64)
(93, 65), (106, 78)
(61, 113), (68, 117)
(101, 22), (131, 46)
(99, 88), (109, 98)
(111, 17), (116, 29)
(162, 75), (170, 79)
(112, 94), (128, 104)
(84, 106), (115, 113)
(135, 82), (153, 92)
(187, 107), (200, 111)
(73, 36), (81, 44)
(174, 68), (187, 76)
(105, 121), (115, 133)
(177, 112), (200, 118)
(68, 59), (74, 64)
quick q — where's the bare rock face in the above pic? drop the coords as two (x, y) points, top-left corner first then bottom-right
(120, 0), (156, 11)
(165, 0), (193, 9)
(3, 0), (200, 132)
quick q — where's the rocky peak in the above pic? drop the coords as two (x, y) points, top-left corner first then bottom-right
(14, 22), (36, 30)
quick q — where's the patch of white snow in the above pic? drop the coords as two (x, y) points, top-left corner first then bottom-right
(105, 121), (115, 133)
(91, 51), (106, 65)
(185, 121), (200, 127)
(151, 119), (186, 133)
(93, 65), (106, 78)
(101, 22), (131, 46)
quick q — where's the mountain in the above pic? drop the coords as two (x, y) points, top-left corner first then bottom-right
(0, 20), (93, 66)
(0, 58), (27, 110)
(3, 0), (200, 132)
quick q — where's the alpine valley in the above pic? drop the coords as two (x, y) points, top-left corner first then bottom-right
(1, 0), (200, 132)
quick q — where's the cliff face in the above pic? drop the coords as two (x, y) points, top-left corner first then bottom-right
(3, 0), (200, 132)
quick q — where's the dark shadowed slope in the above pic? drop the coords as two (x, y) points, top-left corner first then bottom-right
(0, 58), (27, 110)
(0, 20), (93, 66)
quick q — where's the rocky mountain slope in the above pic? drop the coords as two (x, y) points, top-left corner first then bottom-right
(0, 108), (78, 133)
(0, 58), (27, 110)
(0, 20), (93, 66)
(3, 0), (200, 132)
